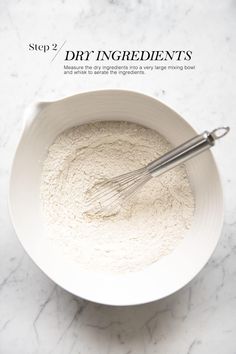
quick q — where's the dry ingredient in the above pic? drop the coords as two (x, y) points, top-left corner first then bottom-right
(40, 121), (194, 273)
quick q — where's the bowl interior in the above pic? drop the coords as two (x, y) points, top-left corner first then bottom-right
(9, 90), (223, 305)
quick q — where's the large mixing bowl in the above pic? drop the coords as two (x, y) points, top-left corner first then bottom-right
(9, 90), (223, 305)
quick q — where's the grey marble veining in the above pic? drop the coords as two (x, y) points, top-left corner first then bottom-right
(0, 0), (236, 353)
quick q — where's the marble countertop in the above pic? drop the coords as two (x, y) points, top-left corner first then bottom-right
(0, 0), (235, 353)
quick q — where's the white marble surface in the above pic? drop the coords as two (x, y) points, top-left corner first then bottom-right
(0, 0), (236, 353)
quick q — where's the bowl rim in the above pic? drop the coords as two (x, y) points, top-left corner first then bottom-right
(8, 89), (224, 306)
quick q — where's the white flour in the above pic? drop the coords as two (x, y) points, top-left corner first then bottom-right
(40, 121), (194, 273)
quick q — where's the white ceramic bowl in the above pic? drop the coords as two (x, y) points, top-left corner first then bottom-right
(9, 90), (223, 306)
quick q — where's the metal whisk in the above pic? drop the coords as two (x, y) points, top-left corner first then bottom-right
(87, 127), (229, 212)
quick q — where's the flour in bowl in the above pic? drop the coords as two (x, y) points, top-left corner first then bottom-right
(40, 121), (194, 273)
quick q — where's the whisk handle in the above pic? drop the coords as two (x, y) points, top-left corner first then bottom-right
(147, 127), (229, 177)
